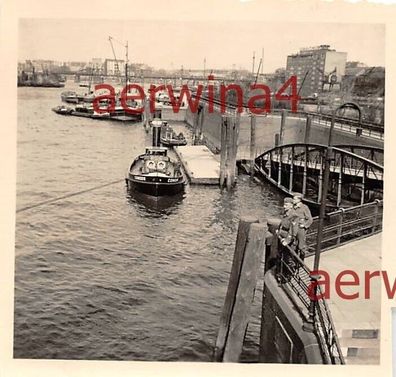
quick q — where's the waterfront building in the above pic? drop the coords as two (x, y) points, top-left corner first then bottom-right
(286, 45), (347, 97)
(104, 58), (125, 77)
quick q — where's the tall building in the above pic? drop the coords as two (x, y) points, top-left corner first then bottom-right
(286, 45), (347, 97)
(104, 59), (125, 76)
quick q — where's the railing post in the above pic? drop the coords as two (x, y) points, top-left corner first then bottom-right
(361, 163), (367, 205)
(337, 154), (343, 207)
(303, 145), (308, 196)
(318, 149), (323, 203)
(277, 147), (282, 187)
(289, 146), (294, 192)
(336, 208), (345, 245)
(372, 200), (380, 233)
(303, 274), (319, 333)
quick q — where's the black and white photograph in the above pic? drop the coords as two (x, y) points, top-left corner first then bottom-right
(1, 0), (396, 375)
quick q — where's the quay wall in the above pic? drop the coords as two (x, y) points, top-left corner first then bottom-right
(259, 270), (324, 364)
(161, 107), (187, 122)
(185, 106), (383, 159)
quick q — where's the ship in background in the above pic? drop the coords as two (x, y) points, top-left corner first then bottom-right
(17, 61), (65, 88)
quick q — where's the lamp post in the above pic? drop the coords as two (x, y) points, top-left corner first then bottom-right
(304, 102), (362, 332)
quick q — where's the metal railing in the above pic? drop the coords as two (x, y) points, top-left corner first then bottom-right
(276, 240), (345, 364)
(195, 95), (384, 138)
(306, 200), (383, 256)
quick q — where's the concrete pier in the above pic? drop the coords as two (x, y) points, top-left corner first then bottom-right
(174, 145), (220, 185)
(305, 234), (382, 364)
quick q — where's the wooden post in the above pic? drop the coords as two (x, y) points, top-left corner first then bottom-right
(214, 216), (259, 361)
(225, 113), (240, 191)
(250, 115), (256, 176)
(193, 107), (201, 145)
(279, 109), (287, 145)
(304, 115), (312, 144)
(198, 104), (205, 142)
(224, 116), (232, 190)
(275, 133), (280, 147)
(222, 222), (268, 362)
(219, 117), (227, 188)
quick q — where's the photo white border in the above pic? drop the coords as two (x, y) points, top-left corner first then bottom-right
(1, 1), (396, 376)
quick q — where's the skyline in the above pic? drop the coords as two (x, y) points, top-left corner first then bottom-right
(18, 19), (385, 73)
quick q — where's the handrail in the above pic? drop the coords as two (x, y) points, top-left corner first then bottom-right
(306, 200), (383, 255)
(194, 95), (384, 132)
(256, 143), (384, 172)
(276, 238), (345, 364)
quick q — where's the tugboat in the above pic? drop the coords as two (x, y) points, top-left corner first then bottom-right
(126, 147), (185, 196)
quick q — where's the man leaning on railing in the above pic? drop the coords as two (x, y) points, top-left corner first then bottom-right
(292, 193), (313, 261)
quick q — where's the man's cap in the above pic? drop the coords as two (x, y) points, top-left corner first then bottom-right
(284, 197), (293, 204)
(293, 193), (303, 200)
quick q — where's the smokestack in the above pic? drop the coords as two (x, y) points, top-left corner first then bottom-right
(152, 124), (161, 147)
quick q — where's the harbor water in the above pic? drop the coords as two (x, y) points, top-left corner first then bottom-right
(14, 84), (284, 361)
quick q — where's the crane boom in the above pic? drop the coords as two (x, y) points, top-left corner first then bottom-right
(108, 36), (121, 79)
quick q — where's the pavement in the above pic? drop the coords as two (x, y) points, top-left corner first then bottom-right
(306, 234), (382, 330)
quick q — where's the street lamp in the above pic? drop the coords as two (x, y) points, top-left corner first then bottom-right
(304, 102), (362, 332)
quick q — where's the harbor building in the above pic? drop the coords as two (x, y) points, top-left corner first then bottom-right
(286, 45), (347, 97)
(104, 58), (125, 76)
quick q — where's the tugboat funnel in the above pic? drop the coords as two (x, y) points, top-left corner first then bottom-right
(152, 124), (161, 147)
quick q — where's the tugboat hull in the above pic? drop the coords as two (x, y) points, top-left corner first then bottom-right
(126, 175), (185, 196)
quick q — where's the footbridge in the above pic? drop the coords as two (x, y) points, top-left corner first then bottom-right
(254, 143), (383, 209)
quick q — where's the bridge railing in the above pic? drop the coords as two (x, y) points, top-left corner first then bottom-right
(195, 95), (384, 137)
(276, 240), (345, 364)
(306, 200), (383, 256)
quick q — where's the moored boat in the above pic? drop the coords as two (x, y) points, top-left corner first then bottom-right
(160, 124), (187, 147)
(126, 147), (185, 196)
(61, 91), (80, 104)
(52, 105), (74, 115)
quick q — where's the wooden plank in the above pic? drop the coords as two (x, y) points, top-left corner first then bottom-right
(222, 222), (268, 362)
(214, 216), (259, 361)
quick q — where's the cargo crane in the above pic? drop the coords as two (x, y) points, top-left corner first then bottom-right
(108, 36), (129, 87)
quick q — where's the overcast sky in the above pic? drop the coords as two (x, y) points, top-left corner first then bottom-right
(18, 19), (385, 72)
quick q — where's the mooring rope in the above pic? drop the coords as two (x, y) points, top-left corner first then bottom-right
(16, 178), (125, 213)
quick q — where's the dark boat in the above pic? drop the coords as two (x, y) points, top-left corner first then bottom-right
(160, 123), (187, 147)
(126, 147), (185, 196)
